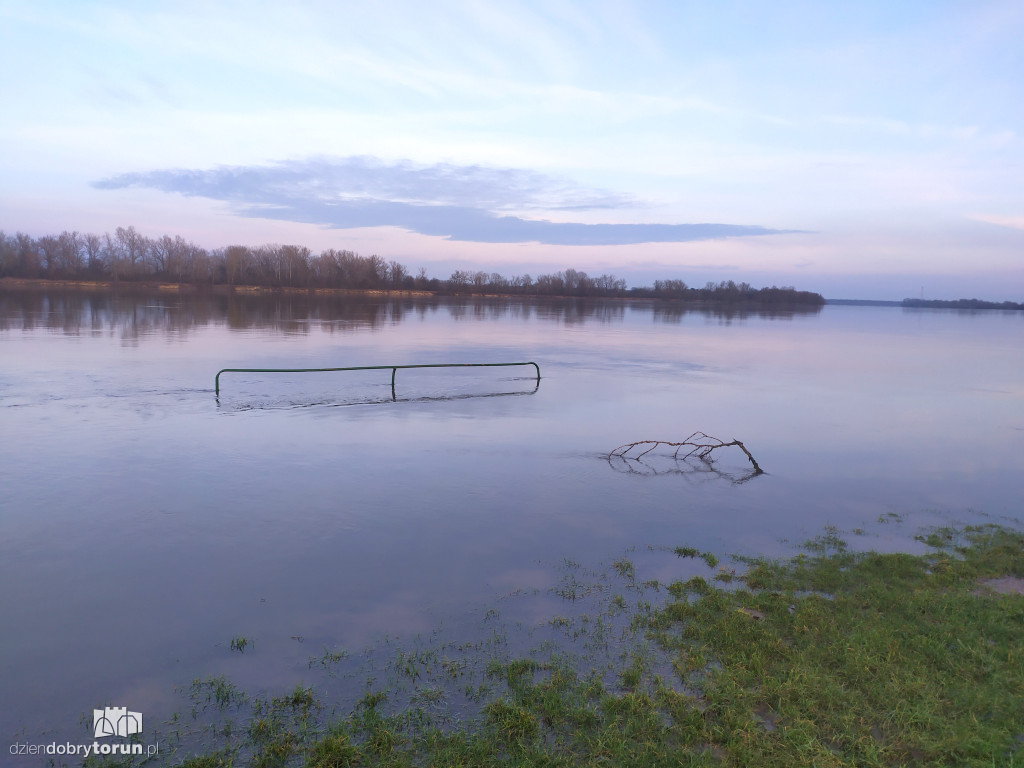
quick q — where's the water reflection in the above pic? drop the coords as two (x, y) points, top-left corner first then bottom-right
(217, 381), (541, 411)
(651, 302), (822, 323)
(605, 454), (764, 485)
(0, 289), (823, 340)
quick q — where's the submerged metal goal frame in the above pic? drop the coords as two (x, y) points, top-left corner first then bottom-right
(214, 361), (541, 396)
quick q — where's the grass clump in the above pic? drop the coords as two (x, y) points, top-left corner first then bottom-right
(190, 675), (247, 711)
(612, 557), (636, 580)
(175, 755), (234, 768)
(305, 731), (360, 768)
(675, 546), (720, 568)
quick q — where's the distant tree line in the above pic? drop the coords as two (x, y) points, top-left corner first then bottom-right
(902, 298), (1023, 310)
(445, 267), (628, 297)
(0, 227), (413, 290)
(0, 227), (824, 305)
(634, 278), (825, 306)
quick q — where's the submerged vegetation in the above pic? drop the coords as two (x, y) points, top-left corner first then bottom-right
(86, 524), (1022, 767)
(0, 226), (824, 305)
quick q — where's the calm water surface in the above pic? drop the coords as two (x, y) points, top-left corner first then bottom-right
(1, 292), (1022, 751)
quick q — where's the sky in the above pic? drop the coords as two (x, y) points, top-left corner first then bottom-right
(1, 1), (1022, 300)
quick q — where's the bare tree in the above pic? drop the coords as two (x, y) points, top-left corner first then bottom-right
(56, 231), (84, 275)
(37, 234), (60, 276)
(414, 266), (430, 289)
(150, 235), (174, 277)
(280, 244), (311, 286)
(448, 270), (470, 292)
(105, 226), (150, 280)
(388, 260), (407, 288)
(84, 233), (103, 275)
(0, 231), (14, 276)
(223, 245), (252, 285)
(15, 233), (42, 277)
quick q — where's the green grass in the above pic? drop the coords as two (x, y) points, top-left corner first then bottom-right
(143, 524), (1024, 767)
(612, 557), (636, 580)
(190, 675), (247, 711)
(675, 546), (720, 569)
(643, 524), (1024, 765)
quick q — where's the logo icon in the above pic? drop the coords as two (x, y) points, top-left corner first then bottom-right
(92, 707), (142, 738)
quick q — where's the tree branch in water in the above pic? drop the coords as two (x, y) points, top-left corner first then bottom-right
(609, 432), (763, 475)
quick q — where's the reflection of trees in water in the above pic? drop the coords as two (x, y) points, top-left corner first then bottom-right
(0, 292), (218, 341)
(222, 295), (421, 332)
(0, 290), (822, 340)
(533, 299), (625, 325)
(0, 291), (426, 339)
(651, 302), (823, 324)
(444, 297), (625, 325)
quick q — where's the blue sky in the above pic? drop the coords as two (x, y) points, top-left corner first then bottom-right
(1, 0), (1022, 299)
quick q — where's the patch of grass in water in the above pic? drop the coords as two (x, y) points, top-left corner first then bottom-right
(167, 524), (1024, 767)
(612, 557), (636, 580)
(190, 675), (247, 712)
(647, 523), (1024, 766)
(308, 645), (349, 677)
(674, 546), (720, 569)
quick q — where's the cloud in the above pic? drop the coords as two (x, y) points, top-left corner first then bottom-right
(94, 157), (799, 245)
(969, 214), (1024, 231)
(95, 156), (631, 211)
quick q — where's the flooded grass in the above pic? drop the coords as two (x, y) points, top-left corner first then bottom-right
(674, 546), (720, 569)
(83, 523), (1024, 768)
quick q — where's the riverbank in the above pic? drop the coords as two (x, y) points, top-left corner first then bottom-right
(161, 524), (1024, 768)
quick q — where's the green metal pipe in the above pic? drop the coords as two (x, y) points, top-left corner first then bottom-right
(215, 361), (541, 396)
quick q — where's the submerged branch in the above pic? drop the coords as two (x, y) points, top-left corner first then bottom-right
(609, 432), (764, 475)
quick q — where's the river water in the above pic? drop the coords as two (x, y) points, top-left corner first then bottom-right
(1, 291), (1022, 756)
